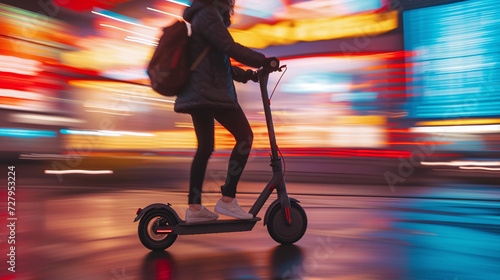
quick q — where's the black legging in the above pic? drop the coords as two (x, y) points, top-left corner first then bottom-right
(188, 105), (253, 205)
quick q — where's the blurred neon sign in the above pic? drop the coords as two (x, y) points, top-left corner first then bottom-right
(230, 10), (398, 48)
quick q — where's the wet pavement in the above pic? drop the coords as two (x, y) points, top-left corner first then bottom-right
(3, 178), (500, 280)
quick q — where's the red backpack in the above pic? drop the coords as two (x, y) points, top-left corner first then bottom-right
(147, 20), (209, 97)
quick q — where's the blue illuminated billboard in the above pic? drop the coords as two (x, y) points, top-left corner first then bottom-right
(404, 0), (500, 119)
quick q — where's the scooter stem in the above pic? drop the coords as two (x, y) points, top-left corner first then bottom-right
(258, 70), (280, 161)
(249, 69), (291, 224)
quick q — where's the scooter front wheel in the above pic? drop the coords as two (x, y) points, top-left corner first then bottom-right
(267, 201), (307, 245)
(138, 209), (178, 251)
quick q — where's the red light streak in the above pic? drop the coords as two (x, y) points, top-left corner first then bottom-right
(0, 73), (34, 89)
(370, 78), (414, 83)
(369, 87), (415, 91)
(363, 71), (414, 78)
(378, 94), (414, 98)
(386, 129), (411, 133)
(390, 134), (429, 138)
(54, 0), (134, 12)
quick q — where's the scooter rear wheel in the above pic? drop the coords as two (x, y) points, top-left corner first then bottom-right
(138, 209), (178, 251)
(267, 201), (307, 245)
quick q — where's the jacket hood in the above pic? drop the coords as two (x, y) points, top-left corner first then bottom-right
(183, 1), (207, 23)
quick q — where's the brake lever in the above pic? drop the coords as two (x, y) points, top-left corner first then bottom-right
(278, 65), (287, 72)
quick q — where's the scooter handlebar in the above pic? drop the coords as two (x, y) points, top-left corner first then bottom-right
(257, 65), (286, 95)
(257, 64), (287, 85)
(257, 64), (286, 76)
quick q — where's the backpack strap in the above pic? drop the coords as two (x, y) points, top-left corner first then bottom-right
(190, 45), (210, 71)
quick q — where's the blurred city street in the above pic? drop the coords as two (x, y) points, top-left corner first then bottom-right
(1, 159), (498, 280)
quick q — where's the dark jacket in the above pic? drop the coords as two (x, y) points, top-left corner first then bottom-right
(174, 0), (266, 113)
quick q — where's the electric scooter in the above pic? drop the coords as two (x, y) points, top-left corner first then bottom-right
(134, 64), (307, 251)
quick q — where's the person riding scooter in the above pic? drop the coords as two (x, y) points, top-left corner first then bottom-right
(174, 0), (280, 223)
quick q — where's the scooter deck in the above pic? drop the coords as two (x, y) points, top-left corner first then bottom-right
(156, 217), (261, 236)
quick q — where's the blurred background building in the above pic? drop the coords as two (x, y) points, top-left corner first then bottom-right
(1, 0), (499, 181)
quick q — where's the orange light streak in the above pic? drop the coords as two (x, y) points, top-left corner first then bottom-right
(364, 63), (415, 71)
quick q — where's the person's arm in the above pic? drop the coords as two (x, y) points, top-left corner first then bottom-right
(194, 7), (266, 68)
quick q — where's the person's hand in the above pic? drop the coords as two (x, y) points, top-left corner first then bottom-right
(246, 69), (258, 83)
(263, 57), (280, 72)
(231, 67), (258, 83)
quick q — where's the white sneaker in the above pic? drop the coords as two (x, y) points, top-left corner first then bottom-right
(185, 205), (219, 223)
(214, 199), (253, 220)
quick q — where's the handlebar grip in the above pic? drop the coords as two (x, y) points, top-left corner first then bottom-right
(269, 60), (278, 68)
(263, 57), (280, 73)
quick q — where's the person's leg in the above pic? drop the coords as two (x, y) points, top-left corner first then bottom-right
(188, 109), (215, 208)
(211, 105), (253, 200)
(185, 109), (219, 223)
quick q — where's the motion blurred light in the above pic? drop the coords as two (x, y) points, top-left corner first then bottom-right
(282, 72), (352, 94)
(0, 128), (57, 138)
(54, 0), (135, 12)
(230, 10), (398, 48)
(0, 55), (42, 75)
